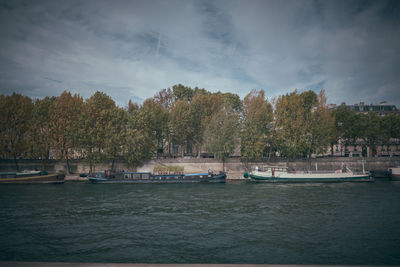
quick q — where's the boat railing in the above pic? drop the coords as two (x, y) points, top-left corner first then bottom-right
(261, 166), (288, 172)
(290, 170), (343, 174)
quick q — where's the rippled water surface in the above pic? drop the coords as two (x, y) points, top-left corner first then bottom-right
(1, 182), (400, 264)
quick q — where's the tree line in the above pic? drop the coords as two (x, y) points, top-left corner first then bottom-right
(1, 84), (400, 173)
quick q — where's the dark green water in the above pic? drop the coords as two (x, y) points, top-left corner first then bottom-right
(1, 182), (400, 264)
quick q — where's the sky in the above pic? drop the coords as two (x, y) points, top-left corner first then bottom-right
(0, 0), (399, 107)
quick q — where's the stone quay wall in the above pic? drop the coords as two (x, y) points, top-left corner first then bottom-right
(1, 157), (399, 179)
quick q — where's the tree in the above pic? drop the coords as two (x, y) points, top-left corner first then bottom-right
(274, 90), (336, 160)
(136, 98), (169, 157)
(274, 91), (308, 158)
(0, 93), (33, 170)
(103, 107), (128, 169)
(171, 84), (208, 103)
(51, 91), (83, 174)
(189, 93), (223, 157)
(204, 105), (240, 172)
(303, 91), (336, 160)
(360, 112), (381, 157)
(332, 105), (349, 155)
(169, 100), (194, 156)
(29, 96), (56, 170)
(73, 91), (115, 174)
(215, 91), (242, 113)
(187, 94), (208, 157)
(123, 113), (154, 169)
(127, 99), (139, 114)
(172, 84), (195, 102)
(379, 114), (400, 153)
(154, 88), (174, 109)
(241, 90), (273, 161)
(333, 105), (361, 154)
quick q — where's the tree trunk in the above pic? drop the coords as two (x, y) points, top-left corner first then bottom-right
(168, 139), (171, 157)
(13, 155), (19, 172)
(222, 157), (225, 173)
(111, 159), (115, 170)
(66, 154), (71, 174)
(89, 162), (93, 175)
(41, 158), (46, 172)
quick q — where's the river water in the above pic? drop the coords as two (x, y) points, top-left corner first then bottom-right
(0, 182), (399, 264)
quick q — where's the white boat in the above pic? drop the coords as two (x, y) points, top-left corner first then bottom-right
(389, 167), (400, 181)
(244, 165), (373, 182)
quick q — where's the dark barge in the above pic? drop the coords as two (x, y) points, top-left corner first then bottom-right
(88, 171), (226, 183)
(0, 171), (65, 184)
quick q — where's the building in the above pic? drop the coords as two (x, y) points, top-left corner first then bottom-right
(328, 139), (400, 158)
(333, 101), (399, 115)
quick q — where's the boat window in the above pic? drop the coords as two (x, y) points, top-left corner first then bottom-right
(129, 173), (139, 179)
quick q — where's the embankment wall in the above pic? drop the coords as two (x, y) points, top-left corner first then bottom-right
(1, 157), (399, 179)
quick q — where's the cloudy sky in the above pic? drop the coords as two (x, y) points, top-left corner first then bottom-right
(0, 0), (399, 107)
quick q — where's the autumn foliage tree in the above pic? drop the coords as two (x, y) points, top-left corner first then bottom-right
(73, 91), (115, 174)
(204, 104), (240, 172)
(1, 85), (400, 172)
(103, 107), (128, 169)
(274, 91), (308, 158)
(0, 93), (33, 170)
(123, 112), (154, 169)
(303, 91), (336, 159)
(274, 90), (335, 160)
(135, 98), (169, 157)
(29, 96), (56, 170)
(169, 100), (193, 157)
(241, 90), (273, 161)
(50, 91), (83, 174)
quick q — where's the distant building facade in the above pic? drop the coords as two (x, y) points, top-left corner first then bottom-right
(327, 101), (400, 158)
(329, 101), (398, 115)
(328, 139), (400, 158)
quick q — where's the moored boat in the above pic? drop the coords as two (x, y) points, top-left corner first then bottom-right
(88, 170), (226, 183)
(0, 171), (65, 184)
(244, 166), (373, 182)
(370, 169), (392, 180)
(388, 167), (400, 181)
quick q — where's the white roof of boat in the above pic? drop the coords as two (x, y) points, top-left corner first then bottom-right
(262, 166), (288, 168)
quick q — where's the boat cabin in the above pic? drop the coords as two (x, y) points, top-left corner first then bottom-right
(123, 172), (152, 180)
(261, 166), (288, 172)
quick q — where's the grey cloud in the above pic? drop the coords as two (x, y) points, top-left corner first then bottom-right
(0, 0), (399, 106)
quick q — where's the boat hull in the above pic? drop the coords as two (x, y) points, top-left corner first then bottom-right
(0, 173), (65, 184)
(370, 170), (392, 180)
(389, 167), (400, 181)
(88, 173), (226, 184)
(392, 174), (400, 181)
(249, 173), (373, 182)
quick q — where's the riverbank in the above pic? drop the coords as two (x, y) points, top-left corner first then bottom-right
(65, 175), (89, 182)
(1, 157), (399, 178)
